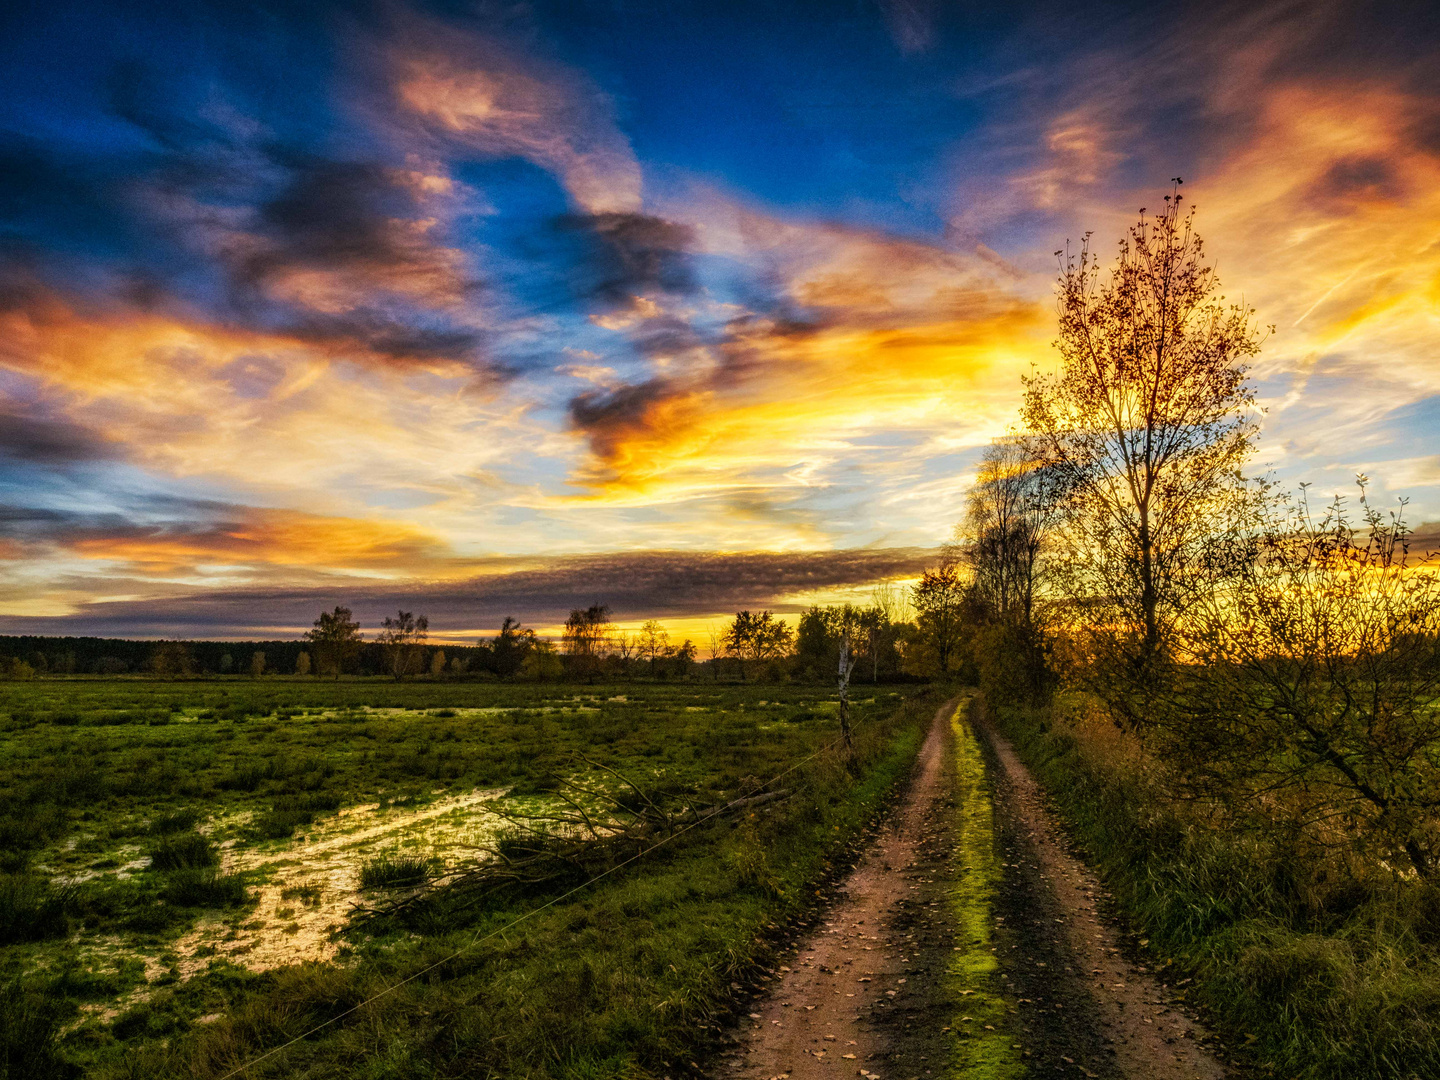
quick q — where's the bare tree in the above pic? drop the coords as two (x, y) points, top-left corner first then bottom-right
(1022, 183), (1266, 656)
(613, 632), (636, 677)
(831, 605), (866, 749)
(706, 624), (724, 681)
(377, 610), (429, 681)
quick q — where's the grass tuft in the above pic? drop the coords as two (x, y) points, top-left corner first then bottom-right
(359, 855), (434, 889)
(0, 872), (72, 943)
(146, 832), (217, 871)
(161, 868), (249, 907)
(148, 809), (201, 835)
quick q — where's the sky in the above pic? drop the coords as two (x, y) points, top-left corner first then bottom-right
(1, 0), (1438, 641)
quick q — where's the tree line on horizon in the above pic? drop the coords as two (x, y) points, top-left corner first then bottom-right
(0, 580), (961, 686)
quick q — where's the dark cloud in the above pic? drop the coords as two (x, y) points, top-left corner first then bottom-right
(0, 410), (121, 465)
(567, 377), (687, 460)
(1308, 156), (1404, 211)
(554, 212), (696, 305)
(234, 157), (477, 302)
(0, 69), (492, 370)
(286, 312), (487, 364)
(0, 547), (938, 639)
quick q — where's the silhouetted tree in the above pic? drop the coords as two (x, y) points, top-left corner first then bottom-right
(307, 606), (363, 679)
(911, 566), (968, 675)
(671, 638), (696, 678)
(1022, 183), (1265, 658)
(724, 611), (793, 679)
(638, 619), (669, 675)
(563, 604), (613, 681)
(490, 617), (535, 677)
(962, 436), (1064, 628)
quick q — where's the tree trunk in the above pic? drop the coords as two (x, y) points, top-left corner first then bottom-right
(1138, 510), (1159, 653)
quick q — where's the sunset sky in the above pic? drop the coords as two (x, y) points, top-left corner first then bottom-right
(2, 0), (1438, 640)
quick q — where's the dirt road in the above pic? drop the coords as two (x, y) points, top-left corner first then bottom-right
(714, 697), (1234, 1080)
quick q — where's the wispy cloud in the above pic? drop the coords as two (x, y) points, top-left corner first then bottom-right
(387, 16), (642, 214)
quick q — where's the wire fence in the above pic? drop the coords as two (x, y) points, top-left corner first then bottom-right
(218, 709), (893, 1079)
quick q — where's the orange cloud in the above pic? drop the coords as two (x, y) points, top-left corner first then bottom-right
(565, 210), (1051, 501)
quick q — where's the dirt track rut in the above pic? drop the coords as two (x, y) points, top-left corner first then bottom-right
(713, 697), (1234, 1080)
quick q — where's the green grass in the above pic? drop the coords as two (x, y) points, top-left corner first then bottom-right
(945, 700), (1023, 1079)
(0, 678), (932, 1079)
(987, 691), (1440, 1080)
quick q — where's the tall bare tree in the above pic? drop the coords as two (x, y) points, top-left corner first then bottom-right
(1022, 183), (1265, 655)
(705, 624), (724, 680)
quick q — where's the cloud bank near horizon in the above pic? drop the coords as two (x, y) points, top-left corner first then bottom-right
(0, 547), (935, 640)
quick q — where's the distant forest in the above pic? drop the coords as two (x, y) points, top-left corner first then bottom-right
(0, 635), (486, 679)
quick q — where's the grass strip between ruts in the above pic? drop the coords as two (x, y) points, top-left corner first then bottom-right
(946, 700), (1024, 1079)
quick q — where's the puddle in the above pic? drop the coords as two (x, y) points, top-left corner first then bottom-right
(166, 787), (511, 974)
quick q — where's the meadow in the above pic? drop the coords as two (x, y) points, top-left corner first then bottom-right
(0, 676), (936, 1079)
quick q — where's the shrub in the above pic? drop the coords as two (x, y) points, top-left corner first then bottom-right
(216, 763), (275, 791)
(251, 810), (313, 840)
(253, 792), (341, 839)
(146, 832), (217, 871)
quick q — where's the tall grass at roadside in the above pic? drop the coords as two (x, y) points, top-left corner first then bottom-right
(987, 692), (1440, 1080)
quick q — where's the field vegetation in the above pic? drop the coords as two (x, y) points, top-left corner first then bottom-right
(0, 678), (937, 1078)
